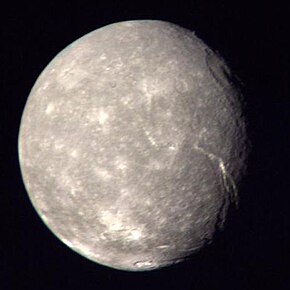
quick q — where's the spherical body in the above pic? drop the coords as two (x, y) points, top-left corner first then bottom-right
(18, 20), (248, 271)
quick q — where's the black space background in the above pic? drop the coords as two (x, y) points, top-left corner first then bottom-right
(1, 1), (289, 289)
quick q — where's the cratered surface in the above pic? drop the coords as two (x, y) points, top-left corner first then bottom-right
(18, 20), (248, 271)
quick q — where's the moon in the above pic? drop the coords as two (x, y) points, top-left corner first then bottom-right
(18, 20), (248, 271)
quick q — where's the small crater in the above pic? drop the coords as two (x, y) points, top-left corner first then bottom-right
(45, 103), (55, 115)
(168, 143), (177, 151)
(175, 78), (189, 93)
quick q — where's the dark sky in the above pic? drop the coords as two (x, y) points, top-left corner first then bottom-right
(1, 1), (289, 289)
